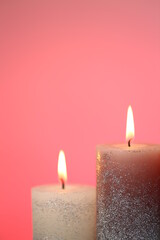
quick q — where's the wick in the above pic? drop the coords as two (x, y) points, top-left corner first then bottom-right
(128, 139), (131, 147)
(61, 179), (65, 189)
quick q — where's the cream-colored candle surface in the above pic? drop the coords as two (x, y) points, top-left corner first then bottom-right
(32, 185), (96, 240)
(96, 144), (160, 240)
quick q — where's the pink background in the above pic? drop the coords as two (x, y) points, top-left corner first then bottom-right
(0, 0), (160, 239)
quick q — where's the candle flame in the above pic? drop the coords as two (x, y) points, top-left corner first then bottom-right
(126, 105), (135, 144)
(58, 150), (67, 183)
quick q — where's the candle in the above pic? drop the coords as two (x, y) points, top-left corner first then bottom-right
(32, 150), (96, 240)
(96, 106), (160, 240)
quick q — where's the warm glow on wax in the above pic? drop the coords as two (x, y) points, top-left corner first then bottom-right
(126, 105), (135, 146)
(58, 150), (67, 185)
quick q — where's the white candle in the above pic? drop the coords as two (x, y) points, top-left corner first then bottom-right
(96, 106), (160, 239)
(32, 185), (96, 240)
(32, 151), (96, 240)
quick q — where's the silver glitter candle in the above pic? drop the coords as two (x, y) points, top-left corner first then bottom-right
(32, 185), (96, 240)
(96, 144), (160, 240)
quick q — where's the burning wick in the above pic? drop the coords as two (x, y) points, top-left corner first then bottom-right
(128, 139), (131, 147)
(58, 150), (67, 190)
(61, 178), (65, 189)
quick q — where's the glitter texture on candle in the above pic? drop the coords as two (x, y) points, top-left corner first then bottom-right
(32, 185), (96, 240)
(96, 144), (160, 240)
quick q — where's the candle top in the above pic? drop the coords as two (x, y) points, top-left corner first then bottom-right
(32, 184), (95, 193)
(32, 185), (96, 202)
(97, 144), (160, 152)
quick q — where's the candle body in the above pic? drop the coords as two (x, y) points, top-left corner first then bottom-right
(32, 185), (96, 240)
(96, 144), (160, 240)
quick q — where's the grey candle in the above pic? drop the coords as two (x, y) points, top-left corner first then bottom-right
(96, 107), (160, 240)
(96, 144), (160, 240)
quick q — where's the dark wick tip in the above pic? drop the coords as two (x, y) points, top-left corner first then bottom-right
(61, 179), (65, 189)
(128, 139), (131, 147)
